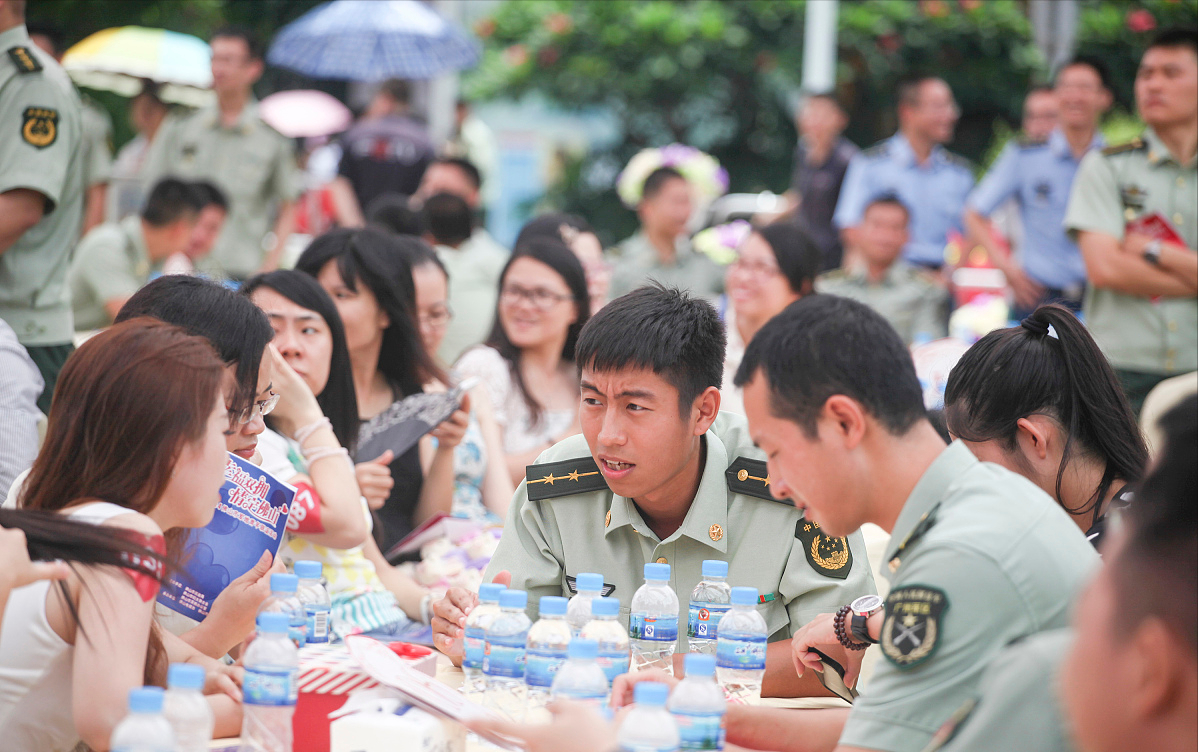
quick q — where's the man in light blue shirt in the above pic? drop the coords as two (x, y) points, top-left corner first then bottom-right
(965, 58), (1113, 318)
(834, 76), (974, 269)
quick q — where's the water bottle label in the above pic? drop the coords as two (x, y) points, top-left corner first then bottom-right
(688, 602), (730, 640)
(483, 640), (526, 678)
(629, 614), (678, 642)
(306, 606), (330, 643)
(244, 666), (297, 706)
(674, 710), (726, 750)
(620, 744), (678, 752)
(463, 626), (486, 670)
(597, 649), (631, 683)
(525, 647), (567, 687)
(716, 633), (767, 671)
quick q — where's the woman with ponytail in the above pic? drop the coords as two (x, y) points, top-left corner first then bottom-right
(0, 319), (242, 749)
(945, 304), (1149, 549)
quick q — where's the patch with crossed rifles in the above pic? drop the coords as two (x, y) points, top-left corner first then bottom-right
(881, 585), (947, 669)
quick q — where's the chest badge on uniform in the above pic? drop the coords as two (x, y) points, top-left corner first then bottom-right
(794, 518), (852, 579)
(881, 586), (947, 669)
(708, 523), (723, 542)
(1120, 183), (1148, 211)
(21, 107), (58, 149)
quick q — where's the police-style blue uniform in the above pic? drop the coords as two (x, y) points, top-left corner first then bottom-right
(833, 133), (974, 268)
(969, 128), (1104, 295)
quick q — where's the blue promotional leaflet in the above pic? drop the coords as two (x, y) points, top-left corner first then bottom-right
(157, 452), (294, 620)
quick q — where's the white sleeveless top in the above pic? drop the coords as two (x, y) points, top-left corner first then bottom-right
(0, 501), (139, 751)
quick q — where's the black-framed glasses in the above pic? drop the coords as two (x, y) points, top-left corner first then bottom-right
(499, 284), (575, 310)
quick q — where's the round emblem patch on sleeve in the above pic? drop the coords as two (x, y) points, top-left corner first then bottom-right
(881, 585), (948, 669)
(794, 517), (852, 579)
(21, 106), (58, 149)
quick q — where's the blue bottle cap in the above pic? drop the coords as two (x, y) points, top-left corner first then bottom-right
(127, 686), (165, 713)
(294, 560), (323, 579)
(684, 653), (717, 678)
(730, 586), (759, 606)
(568, 638), (599, 660)
(479, 583), (506, 602)
(576, 572), (604, 592)
(634, 681), (670, 706)
(539, 596), (568, 616)
(701, 560), (728, 578)
(591, 596), (619, 617)
(270, 573), (298, 593)
(643, 563), (670, 581)
(257, 611), (290, 633)
(167, 662), (206, 690)
(498, 590), (528, 610)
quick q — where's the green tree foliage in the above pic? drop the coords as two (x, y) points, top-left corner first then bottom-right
(466, 0), (1196, 244)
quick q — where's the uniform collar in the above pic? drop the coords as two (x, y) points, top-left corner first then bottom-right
(891, 132), (948, 170)
(605, 431), (730, 554)
(1047, 127), (1105, 160)
(882, 441), (977, 567)
(203, 97), (261, 134)
(0, 24), (31, 50)
(625, 231), (694, 267)
(1143, 127), (1197, 168)
(846, 258), (907, 286)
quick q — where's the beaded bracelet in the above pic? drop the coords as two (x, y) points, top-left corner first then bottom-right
(834, 604), (871, 651)
(293, 416), (332, 448)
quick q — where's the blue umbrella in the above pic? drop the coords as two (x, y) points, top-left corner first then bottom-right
(267, 0), (480, 80)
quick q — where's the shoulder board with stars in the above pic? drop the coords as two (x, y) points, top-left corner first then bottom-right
(726, 456), (781, 503)
(525, 456), (609, 501)
(1102, 137), (1145, 157)
(7, 46), (42, 74)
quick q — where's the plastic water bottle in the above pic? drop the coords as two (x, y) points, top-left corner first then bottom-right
(294, 560), (331, 644)
(618, 682), (680, 752)
(258, 572), (307, 648)
(462, 583), (505, 697)
(687, 560), (731, 655)
(163, 663), (213, 752)
(669, 654), (726, 751)
(629, 563), (679, 675)
(484, 589), (531, 721)
(110, 687), (175, 752)
(524, 596), (572, 718)
(579, 595), (630, 686)
(551, 638), (610, 707)
(715, 587), (768, 703)
(567, 572), (604, 635)
(241, 612), (299, 751)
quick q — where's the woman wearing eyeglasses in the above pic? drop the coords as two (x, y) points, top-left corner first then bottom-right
(400, 241), (514, 523)
(455, 237), (592, 487)
(296, 229), (469, 554)
(720, 223), (822, 415)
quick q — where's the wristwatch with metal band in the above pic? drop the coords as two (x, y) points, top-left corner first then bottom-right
(850, 594), (883, 645)
(1143, 239), (1163, 266)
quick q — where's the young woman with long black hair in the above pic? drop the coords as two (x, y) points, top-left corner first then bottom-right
(296, 229), (469, 553)
(244, 271), (426, 634)
(0, 320), (242, 749)
(945, 304), (1150, 548)
(455, 237), (591, 486)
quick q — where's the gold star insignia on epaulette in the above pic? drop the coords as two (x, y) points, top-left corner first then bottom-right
(525, 457), (610, 501)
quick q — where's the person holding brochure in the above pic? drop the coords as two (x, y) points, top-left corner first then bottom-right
(296, 229), (469, 553)
(244, 270), (429, 634)
(115, 276), (284, 658)
(0, 320), (243, 749)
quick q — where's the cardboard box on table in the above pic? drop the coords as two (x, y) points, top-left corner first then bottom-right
(295, 642), (437, 752)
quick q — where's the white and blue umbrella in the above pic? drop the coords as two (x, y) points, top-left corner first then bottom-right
(267, 0), (480, 81)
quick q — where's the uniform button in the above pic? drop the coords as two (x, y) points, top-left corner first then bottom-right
(655, 557), (668, 565)
(1178, 177), (1186, 188)
(1173, 213), (1185, 226)
(1168, 321), (1178, 332)
(1166, 359), (1176, 371)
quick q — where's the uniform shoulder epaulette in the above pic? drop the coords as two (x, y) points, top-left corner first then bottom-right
(525, 456), (609, 501)
(7, 46), (42, 74)
(1014, 133), (1047, 149)
(1101, 137), (1145, 157)
(818, 269), (848, 284)
(862, 140), (891, 159)
(726, 456), (779, 502)
(887, 502), (941, 573)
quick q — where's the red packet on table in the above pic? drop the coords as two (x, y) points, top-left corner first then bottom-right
(1126, 212), (1185, 244)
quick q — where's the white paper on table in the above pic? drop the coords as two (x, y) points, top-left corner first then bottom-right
(346, 636), (521, 750)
